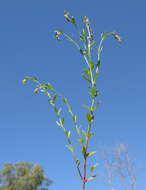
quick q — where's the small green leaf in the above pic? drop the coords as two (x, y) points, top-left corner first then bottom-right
(94, 69), (99, 81)
(101, 32), (108, 40)
(89, 163), (98, 172)
(83, 29), (87, 37)
(87, 175), (97, 181)
(53, 94), (57, 101)
(75, 125), (80, 135)
(53, 106), (58, 113)
(97, 60), (101, 67)
(79, 137), (84, 144)
(68, 105), (72, 114)
(49, 99), (54, 105)
(90, 105), (98, 112)
(56, 117), (64, 127)
(86, 151), (96, 157)
(79, 34), (85, 41)
(57, 107), (62, 116)
(90, 166), (94, 172)
(71, 17), (76, 25)
(64, 130), (68, 137)
(84, 68), (90, 76)
(72, 115), (77, 123)
(60, 117), (64, 126)
(33, 88), (39, 93)
(61, 97), (68, 103)
(90, 41), (96, 46)
(97, 46), (102, 54)
(25, 76), (38, 82)
(88, 132), (93, 139)
(68, 130), (71, 138)
(82, 146), (86, 156)
(80, 49), (86, 55)
(82, 104), (92, 111)
(86, 112), (93, 124)
(66, 145), (75, 153)
(76, 160), (80, 167)
(82, 74), (91, 83)
(91, 86), (97, 97)
(64, 130), (71, 138)
(89, 61), (94, 70)
(45, 91), (51, 98)
(44, 83), (53, 90)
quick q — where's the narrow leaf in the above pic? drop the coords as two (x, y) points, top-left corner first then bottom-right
(71, 17), (76, 25)
(101, 32), (108, 40)
(75, 125), (80, 135)
(79, 137), (84, 144)
(61, 97), (68, 103)
(33, 88), (39, 93)
(80, 49), (86, 55)
(64, 130), (71, 138)
(97, 60), (101, 67)
(76, 160), (80, 167)
(66, 145), (74, 153)
(45, 91), (51, 98)
(84, 68), (90, 76)
(88, 132), (93, 139)
(57, 107), (62, 116)
(56, 121), (61, 127)
(86, 151), (96, 157)
(53, 106), (58, 113)
(89, 163), (98, 172)
(44, 83), (53, 90)
(60, 117), (64, 126)
(83, 29), (87, 37)
(79, 34), (85, 41)
(82, 104), (92, 111)
(72, 115), (77, 123)
(91, 86), (97, 97)
(90, 41), (96, 46)
(86, 112), (93, 124)
(82, 146), (86, 156)
(25, 76), (38, 82)
(89, 60), (94, 70)
(87, 175), (97, 181)
(82, 74), (91, 83)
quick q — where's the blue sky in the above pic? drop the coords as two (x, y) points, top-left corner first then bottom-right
(0, 0), (146, 189)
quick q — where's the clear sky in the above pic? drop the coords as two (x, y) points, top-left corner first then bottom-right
(0, 0), (146, 189)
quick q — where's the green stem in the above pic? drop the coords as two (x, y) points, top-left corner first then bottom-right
(82, 124), (92, 190)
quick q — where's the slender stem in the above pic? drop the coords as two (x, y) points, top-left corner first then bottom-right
(81, 21), (96, 190)
(63, 33), (81, 50)
(82, 123), (92, 190)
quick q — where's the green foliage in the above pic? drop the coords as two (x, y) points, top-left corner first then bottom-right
(89, 163), (98, 172)
(22, 10), (121, 190)
(86, 151), (96, 157)
(75, 160), (80, 167)
(0, 162), (52, 190)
